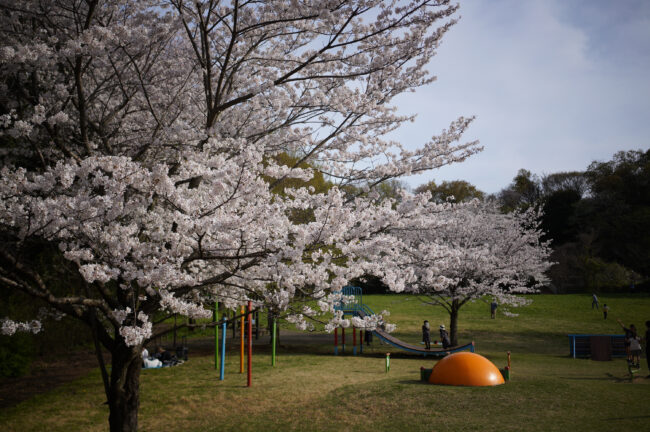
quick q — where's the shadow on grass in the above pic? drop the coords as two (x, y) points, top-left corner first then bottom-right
(602, 372), (650, 384)
(560, 374), (621, 381)
(397, 379), (428, 385)
(603, 416), (650, 420)
(274, 345), (451, 360)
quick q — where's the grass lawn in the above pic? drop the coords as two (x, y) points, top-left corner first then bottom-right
(0, 293), (648, 431)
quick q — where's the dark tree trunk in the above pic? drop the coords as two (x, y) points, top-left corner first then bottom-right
(108, 342), (142, 432)
(267, 312), (280, 345)
(450, 299), (459, 346)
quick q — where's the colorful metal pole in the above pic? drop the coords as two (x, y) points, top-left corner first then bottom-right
(219, 318), (227, 380)
(214, 302), (219, 370)
(247, 301), (252, 387)
(572, 336), (576, 359)
(334, 328), (338, 355)
(271, 317), (277, 366)
(385, 352), (390, 373)
(342, 327), (346, 353)
(507, 351), (511, 369)
(359, 329), (364, 354)
(240, 305), (245, 374)
(353, 327), (357, 356)
(173, 314), (177, 347)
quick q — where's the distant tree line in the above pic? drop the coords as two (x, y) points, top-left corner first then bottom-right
(357, 149), (649, 294)
(495, 149), (649, 293)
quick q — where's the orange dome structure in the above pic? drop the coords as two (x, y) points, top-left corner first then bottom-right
(428, 352), (505, 386)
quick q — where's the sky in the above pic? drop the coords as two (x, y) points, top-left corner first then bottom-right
(392, 0), (650, 194)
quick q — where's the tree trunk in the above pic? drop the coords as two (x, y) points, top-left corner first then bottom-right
(450, 299), (459, 346)
(108, 343), (142, 432)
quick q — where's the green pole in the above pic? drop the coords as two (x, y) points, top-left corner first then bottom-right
(385, 352), (390, 373)
(214, 302), (219, 370)
(272, 317), (277, 367)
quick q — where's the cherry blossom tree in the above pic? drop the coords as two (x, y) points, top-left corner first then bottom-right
(380, 200), (553, 346)
(0, 1), (481, 430)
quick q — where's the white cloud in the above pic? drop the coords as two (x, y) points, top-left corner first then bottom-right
(391, 0), (650, 193)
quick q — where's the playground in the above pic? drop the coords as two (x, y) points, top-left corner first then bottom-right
(0, 293), (648, 432)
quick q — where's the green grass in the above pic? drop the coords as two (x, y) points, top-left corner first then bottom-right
(1, 293), (648, 432)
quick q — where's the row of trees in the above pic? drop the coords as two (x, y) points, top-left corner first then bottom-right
(497, 150), (649, 293)
(408, 149), (649, 294)
(358, 150), (649, 346)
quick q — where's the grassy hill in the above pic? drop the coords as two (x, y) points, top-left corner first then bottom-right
(0, 293), (648, 431)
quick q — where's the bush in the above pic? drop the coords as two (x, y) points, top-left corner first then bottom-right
(0, 334), (34, 377)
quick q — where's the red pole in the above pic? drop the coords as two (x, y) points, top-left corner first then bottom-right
(342, 327), (346, 352)
(353, 327), (357, 355)
(247, 301), (252, 387)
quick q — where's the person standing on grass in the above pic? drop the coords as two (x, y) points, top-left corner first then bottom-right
(439, 324), (451, 349)
(422, 320), (431, 350)
(490, 299), (498, 319)
(602, 304), (609, 320)
(592, 293), (599, 310)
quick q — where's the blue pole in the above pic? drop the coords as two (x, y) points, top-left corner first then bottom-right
(572, 336), (576, 359)
(220, 318), (227, 380)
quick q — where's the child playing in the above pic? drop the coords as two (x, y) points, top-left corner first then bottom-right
(629, 334), (642, 369)
(617, 319), (638, 366)
(439, 324), (451, 349)
(422, 320), (431, 350)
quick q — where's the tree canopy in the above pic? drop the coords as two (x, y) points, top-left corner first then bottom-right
(378, 200), (551, 345)
(497, 150), (650, 292)
(415, 179), (484, 203)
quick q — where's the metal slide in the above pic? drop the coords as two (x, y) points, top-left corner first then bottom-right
(358, 306), (474, 357)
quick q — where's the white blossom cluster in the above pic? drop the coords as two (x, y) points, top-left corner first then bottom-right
(369, 198), (552, 340)
(0, 0), (483, 349)
(1, 318), (42, 336)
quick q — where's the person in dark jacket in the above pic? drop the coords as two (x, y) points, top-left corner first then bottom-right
(154, 346), (177, 365)
(439, 324), (451, 349)
(616, 319), (637, 365)
(422, 320), (431, 349)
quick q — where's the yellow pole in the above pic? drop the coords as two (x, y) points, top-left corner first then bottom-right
(240, 305), (245, 373)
